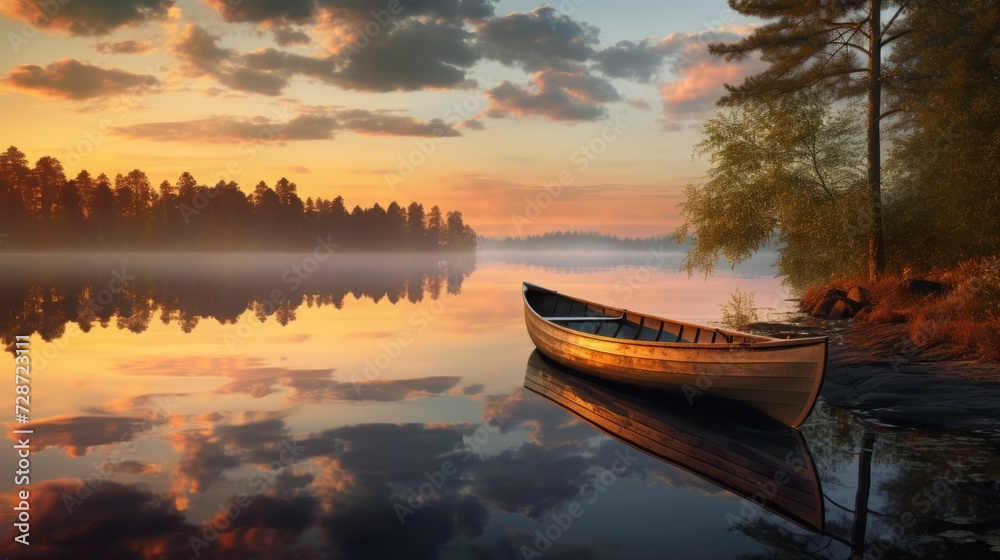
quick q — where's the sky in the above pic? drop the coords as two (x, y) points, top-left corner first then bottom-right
(0, 0), (763, 237)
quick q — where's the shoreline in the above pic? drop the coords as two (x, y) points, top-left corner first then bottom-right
(754, 315), (1000, 432)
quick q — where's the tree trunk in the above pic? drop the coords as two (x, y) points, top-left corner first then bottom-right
(851, 429), (876, 559)
(867, 0), (886, 279)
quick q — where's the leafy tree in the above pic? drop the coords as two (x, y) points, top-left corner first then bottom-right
(885, 0), (1000, 268)
(710, 0), (918, 279)
(673, 92), (867, 289)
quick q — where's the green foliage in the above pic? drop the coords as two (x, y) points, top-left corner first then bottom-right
(885, 0), (1000, 270)
(673, 92), (867, 289)
(720, 287), (758, 332)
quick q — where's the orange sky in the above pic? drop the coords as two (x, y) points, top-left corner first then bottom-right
(0, 0), (762, 236)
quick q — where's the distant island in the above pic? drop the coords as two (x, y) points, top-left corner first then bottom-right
(479, 231), (686, 251)
(0, 146), (477, 251)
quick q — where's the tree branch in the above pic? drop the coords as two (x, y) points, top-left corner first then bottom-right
(881, 29), (915, 46)
(878, 107), (905, 122)
(882, 0), (912, 35)
(810, 140), (836, 203)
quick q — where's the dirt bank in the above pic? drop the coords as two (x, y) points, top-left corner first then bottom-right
(754, 317), (1000, 431)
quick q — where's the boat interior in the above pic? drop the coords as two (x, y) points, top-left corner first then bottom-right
(525, 286), (761, 344)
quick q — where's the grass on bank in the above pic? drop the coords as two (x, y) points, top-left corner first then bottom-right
(802, 257), (1000, 361)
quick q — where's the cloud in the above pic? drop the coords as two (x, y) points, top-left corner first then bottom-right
(335, 109), (461, 137)
(271, 24), (312, 46)
(26, 415), (157, 457)
(204, 0), (494, 25)
(593, 38), (669, 83)
(205, 0), (315, 23)
(0, 0), (173, 36)
(658, 60), (763, 121)
(284, 374), (462, 403)
(93, 39), (154, 54)
(331, 20), (479, 92)
(652, 26), (765, 125)
(476, 6), (598, 71)
(170, 23), (233, 76)
(2, 58), (159, 100)
(116, 107), (461, 143)
(627, 98), (652, 111)
(484, 68), (619, 122)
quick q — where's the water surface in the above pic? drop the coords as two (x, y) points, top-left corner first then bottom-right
(1, 251), (998, 559)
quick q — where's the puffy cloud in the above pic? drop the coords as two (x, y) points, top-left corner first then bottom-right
(116, 107), (461, 143)
(658, 59), (763, 122)
(652, 26), (765, 125)
(2, 58), (158, 100)
(593, 38), (669, 83)
(26, 415), (157, 456)
(203, 0), (494, 25)
(0, 0), (173, 36)
(205, 0), (315, 23)
(271, 24), (312, 46)
(476, 6), (598, 71)
(484, 68), (619, 122)
(92, 39), (154, 54)
(170, 24), (233, 77)
(334, 109), (460, 137)
(331, 20), (479, 92)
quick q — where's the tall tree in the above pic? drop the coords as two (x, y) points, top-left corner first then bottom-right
(710, 0), (916, 279)
(885, 0), (1000, 267)
(674, 92), (866, 289)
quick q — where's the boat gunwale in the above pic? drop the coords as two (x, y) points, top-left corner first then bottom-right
(523, 282), (828, 351)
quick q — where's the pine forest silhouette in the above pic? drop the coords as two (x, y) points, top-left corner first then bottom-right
(0, 146), (478, 251)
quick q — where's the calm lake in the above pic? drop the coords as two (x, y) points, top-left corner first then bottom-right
(1, 251), (998, 559)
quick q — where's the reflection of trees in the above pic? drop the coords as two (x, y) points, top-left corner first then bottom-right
(0, 254), (476, 352)
(734, 403), (1000, 559)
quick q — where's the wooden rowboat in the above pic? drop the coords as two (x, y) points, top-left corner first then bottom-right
(522, 282), (827, 427)
(523, 350), (826, 533)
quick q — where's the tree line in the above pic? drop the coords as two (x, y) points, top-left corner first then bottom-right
(0, 146), (478, 251)
(674, 0), (999, 288)
(480, 231), (682, 250)
(0, 254), (475, 352)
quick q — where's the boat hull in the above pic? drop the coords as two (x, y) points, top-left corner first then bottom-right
(523, 350), (825, 533)
(522, 283), (827, 427)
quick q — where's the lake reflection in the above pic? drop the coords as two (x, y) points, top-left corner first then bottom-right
(1, 252), (998, 559)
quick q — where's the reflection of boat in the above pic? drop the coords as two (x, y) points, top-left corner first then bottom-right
(524, 350), (825, 533)
(522, 282), (827, 427)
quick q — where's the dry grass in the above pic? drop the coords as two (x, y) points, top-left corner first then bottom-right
(807, 258), (1000, 361)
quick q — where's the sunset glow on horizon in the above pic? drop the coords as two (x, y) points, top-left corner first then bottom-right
(0, 0), (762, 237)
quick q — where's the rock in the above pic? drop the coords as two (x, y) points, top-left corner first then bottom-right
(830, 298), (865, 318)
(809, 288), (847, 317)
(847, 286), (871, 306)
(854, 306), (872, 322)
(904, 278), (943, 296)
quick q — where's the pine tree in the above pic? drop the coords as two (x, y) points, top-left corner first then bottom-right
(710, 0), (917, 279)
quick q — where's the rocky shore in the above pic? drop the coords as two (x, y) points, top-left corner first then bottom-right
(754, 315), (1000, 432)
